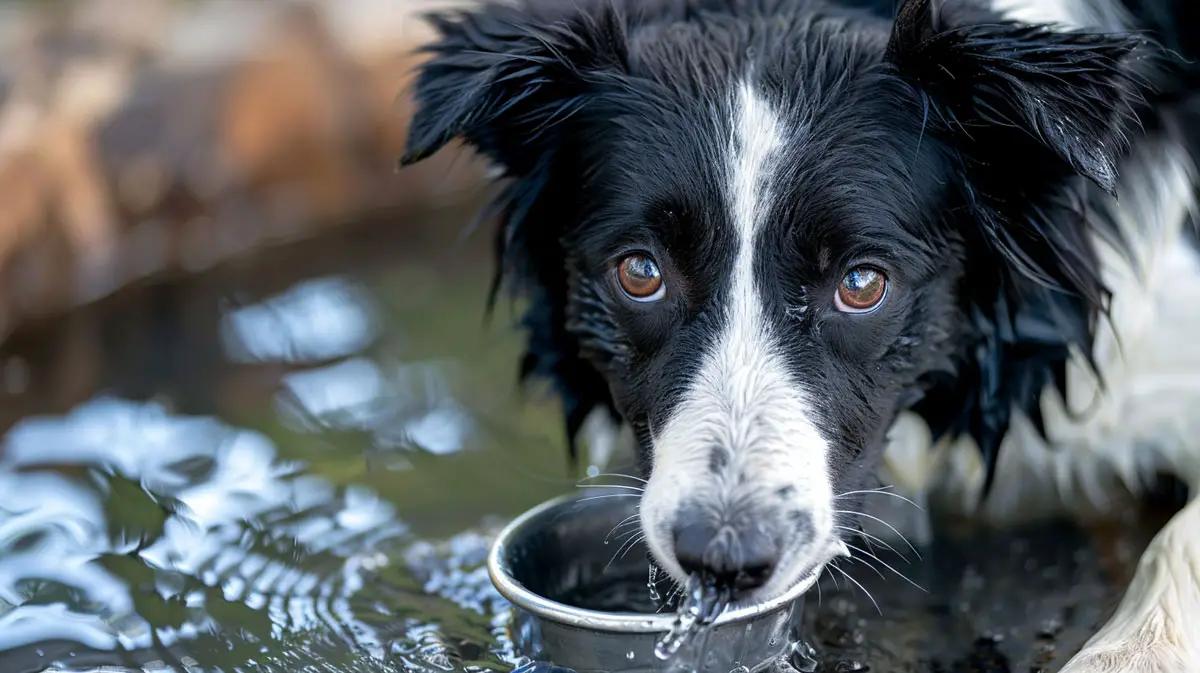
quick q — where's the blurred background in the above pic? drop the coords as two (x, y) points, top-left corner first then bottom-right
(0, 1), (581, 671)
(0, 1), (1175, 672)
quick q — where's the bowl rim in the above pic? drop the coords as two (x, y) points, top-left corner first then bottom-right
(487, 488), (816, 634)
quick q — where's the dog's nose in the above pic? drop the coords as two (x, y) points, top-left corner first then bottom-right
(672, 517), (779, 592)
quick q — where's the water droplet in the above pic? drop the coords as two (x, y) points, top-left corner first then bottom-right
(627, 651), (636, 660)
(653, 575), (730, 661)
(734, 621), (756, 667)
(789, 640), (820, 673)
(648, 563), (662, 603)
(35, 649), (43, 657)
(654, 608), (698, 660)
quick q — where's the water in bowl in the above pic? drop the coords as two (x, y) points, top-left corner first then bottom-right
(553, 558), (672, 614)
(550, 559), (742, 670)
(0, 212), (566, 673)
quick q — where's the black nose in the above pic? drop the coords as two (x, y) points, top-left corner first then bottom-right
(672, 518), (780, 592)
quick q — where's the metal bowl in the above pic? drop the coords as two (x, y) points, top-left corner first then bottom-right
(488, 488), (814, 672)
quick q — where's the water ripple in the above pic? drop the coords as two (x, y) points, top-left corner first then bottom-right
(0, 397), (418, 670)
(219, 276), (379, 365)
(276, 357), (475, 457)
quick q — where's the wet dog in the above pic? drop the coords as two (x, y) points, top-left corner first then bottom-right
(398, 0), (1200, 669)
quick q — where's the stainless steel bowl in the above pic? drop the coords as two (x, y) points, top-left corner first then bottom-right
(488, 488), (814, 672)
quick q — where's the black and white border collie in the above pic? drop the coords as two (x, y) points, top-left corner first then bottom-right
(399, 0), (1200, 669)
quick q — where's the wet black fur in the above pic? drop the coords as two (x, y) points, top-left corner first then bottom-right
(399, 0), (1193, 498)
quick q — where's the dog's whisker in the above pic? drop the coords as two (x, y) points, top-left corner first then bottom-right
(837, 509), (923, 560)
(611, 526), (643, 543)
(603, 514), (642, 543)
(605, 533), (641, 572)
(576, 493), (643, 505)
(619, 534), (646, 559)
(659, 581), (685, 613)
(845, 542), (927, 593)
(616, 514), (642, 528)
(829, 562), (882, 616)
(605, 532), (646, 571)
(843, 551), (887, 581)
(815, 567), (824, 607)
(837, 488), (924, 512)
(579, 472), (649, 484)
(857, 527), (877, 555)
(576, 483), (645, 493)
(835, 524), (908, 562)
(837, 485), (896, 496)
(856, 529), (911, 563)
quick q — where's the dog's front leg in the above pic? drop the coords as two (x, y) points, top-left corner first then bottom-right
(1059, 487), (1200, 673)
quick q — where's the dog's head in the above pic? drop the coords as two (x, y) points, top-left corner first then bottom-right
(400, 0), (1144, 601)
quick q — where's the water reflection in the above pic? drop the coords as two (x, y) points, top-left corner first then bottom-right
(277, 357), (474, 457)
(0, 396), (501, 672)
(0, 221), (574, 673)
(219, 276), (379, 365)
(221, 272), (475, 457)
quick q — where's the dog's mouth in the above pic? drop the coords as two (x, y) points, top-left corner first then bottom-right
(648, 546), (841, 662)
(649, 536), (848, 610)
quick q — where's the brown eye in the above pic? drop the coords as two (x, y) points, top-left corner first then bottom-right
(835, 266), (887, 313)
(616, 253), (665, 302)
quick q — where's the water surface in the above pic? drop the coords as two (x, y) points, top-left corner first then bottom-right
(0, 204), (1172, 672)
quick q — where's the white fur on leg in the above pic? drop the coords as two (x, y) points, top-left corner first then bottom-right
(1058, 491), (1200, 673)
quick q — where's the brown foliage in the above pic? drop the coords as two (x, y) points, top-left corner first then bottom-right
(0, 0), (486, 341)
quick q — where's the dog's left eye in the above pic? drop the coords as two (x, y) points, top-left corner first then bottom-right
(835, 266), (887, 313)
(615, 253), (666, 302)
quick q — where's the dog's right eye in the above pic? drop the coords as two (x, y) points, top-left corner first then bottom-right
(835, 266), (887, 313)
(615, 253), (665, 302)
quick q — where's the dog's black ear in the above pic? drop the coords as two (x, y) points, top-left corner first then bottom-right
(399, 1), (628, 172)
(886, 0), (1150, 495)
(400, 2), (628, 466)
(885, 0), (1146, 196)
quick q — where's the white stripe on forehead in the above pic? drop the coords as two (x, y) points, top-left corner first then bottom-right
(723, 79), (783, 388)
(639, 79), (835, 590)
(708, 80), (806, 450)
(730, 80), (784, 253)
